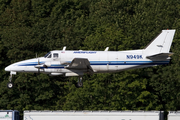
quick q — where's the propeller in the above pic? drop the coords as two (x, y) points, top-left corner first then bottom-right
(34, 53), (42, 73)
(37, 58), (40, 73)
(34, 54), (48, 72)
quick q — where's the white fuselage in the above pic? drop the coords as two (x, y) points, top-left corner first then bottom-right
(5, 49), (169, 76)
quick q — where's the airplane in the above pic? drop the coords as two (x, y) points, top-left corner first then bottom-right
(5, 30), (176, 88)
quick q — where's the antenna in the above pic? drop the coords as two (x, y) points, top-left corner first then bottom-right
(63, 46), (66, 51)
(104, 47), (109, 51)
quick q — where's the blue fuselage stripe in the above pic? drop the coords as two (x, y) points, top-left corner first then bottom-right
(17, 61), (169, 69)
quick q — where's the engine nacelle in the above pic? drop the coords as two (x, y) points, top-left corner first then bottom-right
(65, 73), (83, 76)
(49, 73), (64, 76)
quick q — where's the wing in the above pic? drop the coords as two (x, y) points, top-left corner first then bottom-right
(146, 53), (173, 60)
(66, 58), (94, 74)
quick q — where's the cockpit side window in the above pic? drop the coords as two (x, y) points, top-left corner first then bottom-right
(44, 52), (52, 58)
(47, 54), (52, 58)
(53, 53), (58, 58)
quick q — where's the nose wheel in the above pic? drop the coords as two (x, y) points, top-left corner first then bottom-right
(7, 74), (13, 89)
(7, 82), (13, 89)
(76, 77), (83, 88)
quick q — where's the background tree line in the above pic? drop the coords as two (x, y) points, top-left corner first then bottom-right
(0, 0), (180, 119)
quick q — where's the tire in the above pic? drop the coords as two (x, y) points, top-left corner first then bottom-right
(76, 82), (83, 88)
(7, 82), (13, 89)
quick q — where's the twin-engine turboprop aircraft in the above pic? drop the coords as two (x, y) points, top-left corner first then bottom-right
(5, 30), (176, 88)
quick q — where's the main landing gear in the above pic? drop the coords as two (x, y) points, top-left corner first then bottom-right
(75, 77), (83, 88)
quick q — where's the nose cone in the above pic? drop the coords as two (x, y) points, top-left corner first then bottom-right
(5, 65), (12, 71)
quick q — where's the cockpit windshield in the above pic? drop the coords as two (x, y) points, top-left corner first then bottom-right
(44, 52), (51, 58)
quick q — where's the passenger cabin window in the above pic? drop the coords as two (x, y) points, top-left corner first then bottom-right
(53, 53), (58, 58)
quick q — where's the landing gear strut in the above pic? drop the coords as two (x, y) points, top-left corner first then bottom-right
(76, 77), (83, 88)
(7, 74), (13, 89)
(7, 72), (16, 89)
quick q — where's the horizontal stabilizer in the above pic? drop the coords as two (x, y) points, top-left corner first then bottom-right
(146, 53), (174, 59)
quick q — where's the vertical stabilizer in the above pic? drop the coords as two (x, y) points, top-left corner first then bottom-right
(144, 30), (175, 55)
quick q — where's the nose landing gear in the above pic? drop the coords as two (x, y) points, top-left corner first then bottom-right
(7, 75), (13, 89)
(7, 72), (16, 89)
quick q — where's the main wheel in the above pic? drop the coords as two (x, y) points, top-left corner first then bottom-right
(76, 82), (83, 88)
(7, 82), (13, 89)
